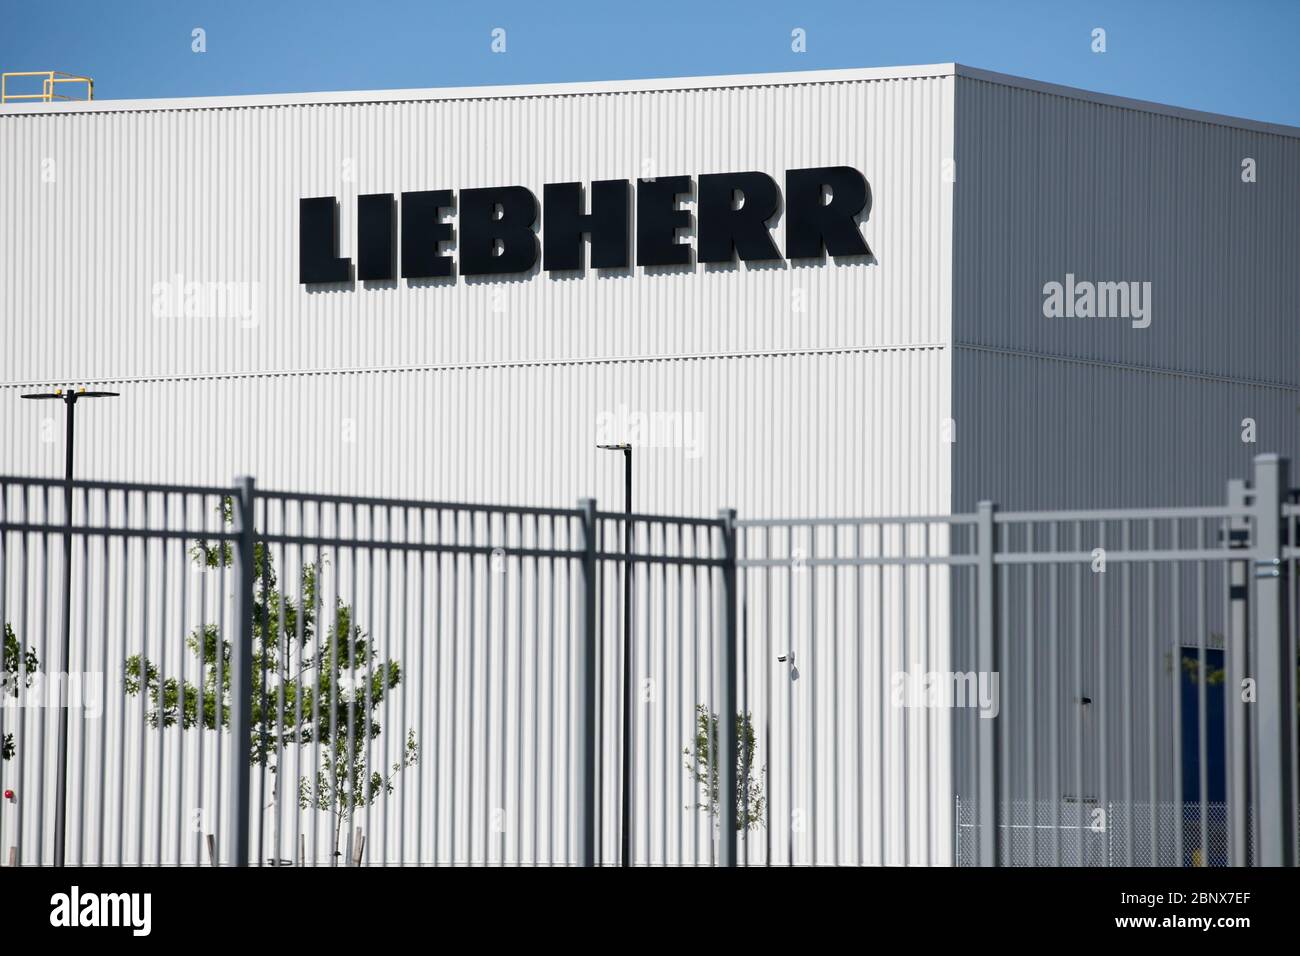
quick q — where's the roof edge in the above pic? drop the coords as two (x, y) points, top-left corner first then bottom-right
(3, 62), (1295, 138)
(954, 64), (1300, 139)
(0, 63), (957, 116)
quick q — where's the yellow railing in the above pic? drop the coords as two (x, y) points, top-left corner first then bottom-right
(1, 71), (94, 104)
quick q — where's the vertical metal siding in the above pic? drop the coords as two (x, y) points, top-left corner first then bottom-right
(949, 80), (1299, 868)
(1, 73), (956, 517)
(953, 348), (1300, 510)
(1, 76), (954, 389)
(0, 348), (950, 517)
(951, 76), (1300, 511)
(1, 70), (960, 866)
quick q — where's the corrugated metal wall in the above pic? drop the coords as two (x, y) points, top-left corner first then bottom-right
(0, 70), (957, 865)
(949, 75), (1300, 857)
(1, 70), (955, 516)
(0, 348), (950, 517)
(953, 348), (1298, 509)
(951, 74), (1300, 511)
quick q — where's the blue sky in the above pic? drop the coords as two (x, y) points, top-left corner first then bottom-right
(3, 0), (1298, 126)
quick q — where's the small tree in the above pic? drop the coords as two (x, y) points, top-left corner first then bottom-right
(2, 624), (39, 761)
(684, 703), (766, 831)
(124, 500), (417, 861)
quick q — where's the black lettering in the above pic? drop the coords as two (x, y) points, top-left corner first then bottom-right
(401, 190), (455, 279)
(542, 180), (630, 271)
(784, 166), (872, 259)
(636, 175), (692, 267)
(697, 172), (781, 263)
(459, 186), (539, 275)
(299, 197), (350, 283)
(357, 193), (394, 280)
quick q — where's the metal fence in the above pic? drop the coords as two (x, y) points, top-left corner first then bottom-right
(0, 477), (737, 866)
(0, 455), (1296, 866)
(733, 458), (1295, 867)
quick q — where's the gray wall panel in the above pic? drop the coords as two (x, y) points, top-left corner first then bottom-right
(952, 75), (1300, 390)
(952, 74), (1300, 510)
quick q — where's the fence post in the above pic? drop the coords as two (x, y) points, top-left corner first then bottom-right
(717, 509), (739, 866)
(227, 475), (256, 867)
(1225, 479), (1251, 866)
(576, 498), (598, 867)
(976, 500), (1000, 867)
(1251, 454), (1295, 867)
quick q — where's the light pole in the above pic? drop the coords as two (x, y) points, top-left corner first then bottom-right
(597, 442), (633, 866)
(21, 386), (118, 866)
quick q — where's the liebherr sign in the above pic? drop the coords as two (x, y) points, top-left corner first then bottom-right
(299, 166), (871, 283)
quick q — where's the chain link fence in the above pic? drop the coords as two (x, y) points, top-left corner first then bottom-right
(955, 797), (1247, 867)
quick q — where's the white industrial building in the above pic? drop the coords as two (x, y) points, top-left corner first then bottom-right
(4, 62), (1297, 514)
(1, 64), (1297, 866)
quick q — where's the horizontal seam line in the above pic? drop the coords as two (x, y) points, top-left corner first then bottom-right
(0, 342), (950, 389)
(955, 342), (1299, 391)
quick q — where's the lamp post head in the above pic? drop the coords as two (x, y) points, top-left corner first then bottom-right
(597, 443), (632, 452)
(21, 387), (119, 403)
